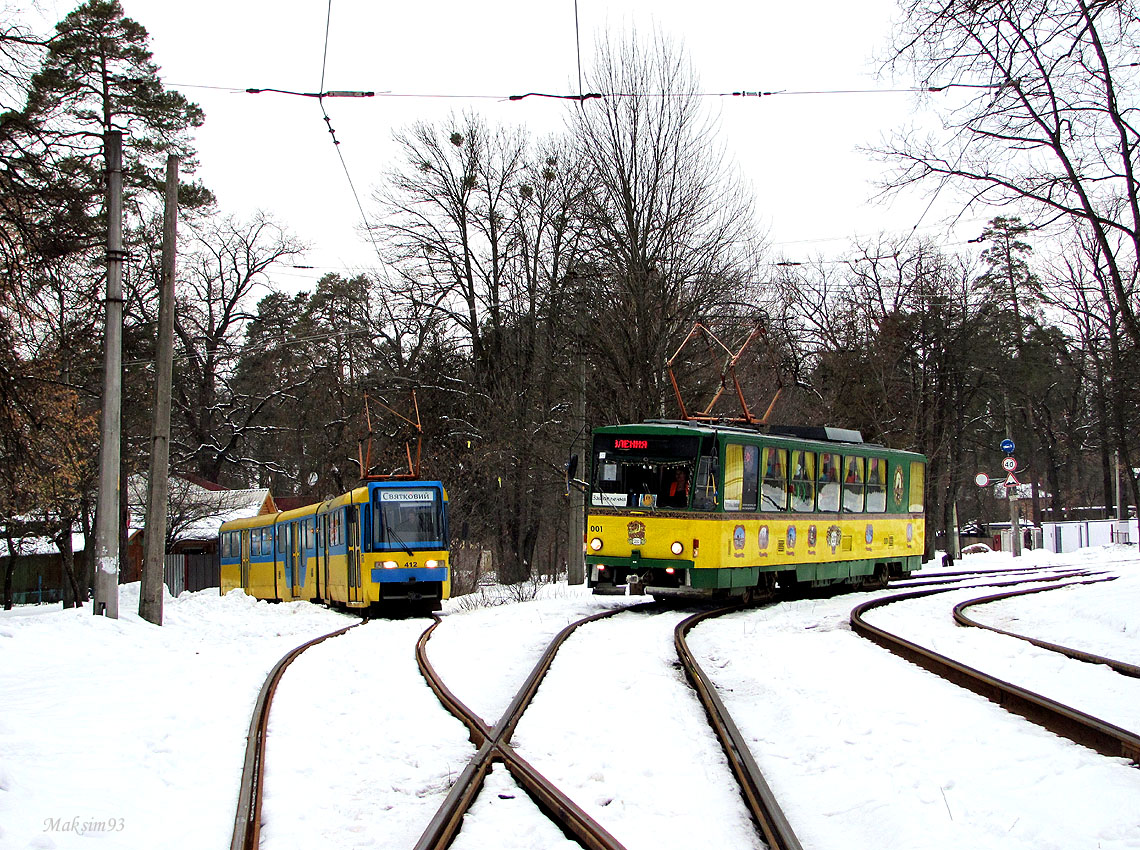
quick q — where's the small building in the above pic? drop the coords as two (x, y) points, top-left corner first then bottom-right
(125, 476), (277, 590)
(2, 480), (278, 604)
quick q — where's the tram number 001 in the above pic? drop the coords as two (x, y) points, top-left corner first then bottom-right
(589, 525), (604, 533)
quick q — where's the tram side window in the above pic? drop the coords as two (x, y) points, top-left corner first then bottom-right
(742, 444), (759, 511)
(866, 457), (887, 512)
(789, 450), (815, 512)
(842, 456), (865, 512)
(723, 443), (760, 512)
(305, 520), (315, 550)
(909, 462), (925, 512)
(760, 446), (788, 511)
(261, 527), (271, 556)
(817, 452), (841, 512)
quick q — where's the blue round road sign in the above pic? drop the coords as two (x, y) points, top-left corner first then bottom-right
(1000, 438), (1015, 454)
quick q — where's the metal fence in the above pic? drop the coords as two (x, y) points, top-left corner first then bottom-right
(163, 552), (220, 597)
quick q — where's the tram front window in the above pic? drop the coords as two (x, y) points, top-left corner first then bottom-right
(591, 434), (700, 509)
(372, 488), (444, 550)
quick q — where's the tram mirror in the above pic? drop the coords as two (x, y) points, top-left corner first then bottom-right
(567, 454), (579, 482)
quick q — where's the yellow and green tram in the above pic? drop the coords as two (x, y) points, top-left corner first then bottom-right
(585, 421), (926, 599)
(219, 480), (450, 613)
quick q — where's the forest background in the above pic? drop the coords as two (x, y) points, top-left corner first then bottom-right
(3, 0), (1139, 603)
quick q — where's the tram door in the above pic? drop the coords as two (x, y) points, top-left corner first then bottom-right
(240, 530), (250, 591)
(347, 507), (361, 604)
(291, 521), (307, 599)
(320, 514), (331, 599)
(283, 523), (296, 599)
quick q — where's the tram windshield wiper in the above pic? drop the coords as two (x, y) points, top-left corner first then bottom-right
(385, 524), (415, 556)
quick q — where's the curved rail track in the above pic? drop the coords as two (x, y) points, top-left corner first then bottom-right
(675, 606), (804, 850)
(850, 572), (1140, 763)
(229, 622), (360, 850)
(231, 560), (1130, 849)
(952, 583), (1140, 679)
(415, 600), (805, 850)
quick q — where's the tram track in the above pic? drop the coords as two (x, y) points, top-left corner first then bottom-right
(851, 571), (1140, 763)
(230, 561), (1133, 850)
(416, 600), (805, 850)
(229, 621), (361, 850)
(675, 605), (804, 850)
(952, 583), (1140, 679)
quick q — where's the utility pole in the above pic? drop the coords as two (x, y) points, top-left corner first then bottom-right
(567, 350), (586, 585)
(140, 156), (179, 625)
(93, 130), (125, 619)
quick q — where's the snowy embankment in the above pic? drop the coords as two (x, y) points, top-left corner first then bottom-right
(0, 586), (352, 850)
(1, 547), (1138, 850)
(689, 547), (1140, 850)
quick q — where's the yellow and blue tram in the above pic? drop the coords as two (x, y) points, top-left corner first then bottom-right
(219, 480), (449, 613)
(585, 421), (926, 599)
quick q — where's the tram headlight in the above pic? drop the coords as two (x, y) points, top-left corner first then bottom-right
(382, 560), (399, 569)
(670, 541), (684, 555)
(590, 537), (603, 552)
(425, 559), (440, 569)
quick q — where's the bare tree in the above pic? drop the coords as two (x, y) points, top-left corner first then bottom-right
(878, 0), (1140, 348)
(569, 30), (764, 423)
(168, 212), (304, 481)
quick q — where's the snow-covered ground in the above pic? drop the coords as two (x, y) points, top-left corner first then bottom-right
(2, 547), (1138, 850)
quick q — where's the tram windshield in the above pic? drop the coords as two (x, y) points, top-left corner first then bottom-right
(590, 433), (702, 509)
(371, 487), (445, 550)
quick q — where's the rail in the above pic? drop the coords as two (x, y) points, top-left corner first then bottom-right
(951, 580), (1140, 679)
(413, 605), (641, 850)
(674, 605), (805, 850)
(229, 622), (360, 850)
(850, 573), (1140, 763)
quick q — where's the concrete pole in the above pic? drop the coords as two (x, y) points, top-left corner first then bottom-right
(567, 353), (586, 585)
(93, 130), (125, 618)
(140, 156), (179, 625)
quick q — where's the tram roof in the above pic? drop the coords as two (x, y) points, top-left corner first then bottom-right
(595, 420), (925, 458)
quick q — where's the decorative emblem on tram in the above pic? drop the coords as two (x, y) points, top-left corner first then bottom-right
(627, 520), (646, 546)
(826, 525), (842, 554)
(786, 525), (797, 550)
(733, 525), (746, 551)
(758, 525), (770, 552)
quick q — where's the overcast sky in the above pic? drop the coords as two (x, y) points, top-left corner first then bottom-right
(26, 0), (989, 290)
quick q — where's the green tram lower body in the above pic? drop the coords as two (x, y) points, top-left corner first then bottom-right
(586, 509), (924, 598)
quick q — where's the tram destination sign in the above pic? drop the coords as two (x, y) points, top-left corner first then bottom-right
(597, 434), (699, 459)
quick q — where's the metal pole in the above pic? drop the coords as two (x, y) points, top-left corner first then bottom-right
(93, 130), (124, 618)
(140, 156), (179, 625)
(1009, 490), (1023, 557)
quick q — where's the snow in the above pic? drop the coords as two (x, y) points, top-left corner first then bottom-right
(2, 547), (1138, 850)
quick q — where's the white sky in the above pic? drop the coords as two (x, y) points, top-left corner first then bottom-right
(27, 0), (991, 290)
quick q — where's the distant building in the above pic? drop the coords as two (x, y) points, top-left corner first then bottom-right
(2, 479), (277, 603)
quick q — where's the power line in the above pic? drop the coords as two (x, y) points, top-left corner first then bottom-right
(175, 81), (996, 102)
